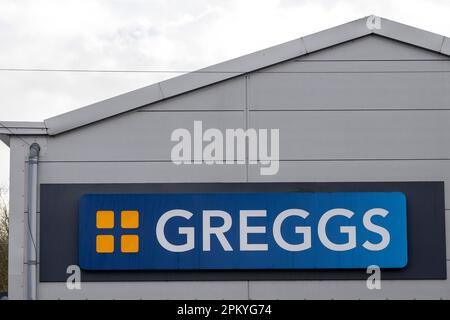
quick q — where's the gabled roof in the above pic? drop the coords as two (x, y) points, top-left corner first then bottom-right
(3, 15), (450, 137)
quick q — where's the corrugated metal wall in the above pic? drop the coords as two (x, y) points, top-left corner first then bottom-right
(8, 34), (450, 299)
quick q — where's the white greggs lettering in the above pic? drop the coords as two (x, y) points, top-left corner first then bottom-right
(170, 121), (280, 175)
(155, 208), (390, 253)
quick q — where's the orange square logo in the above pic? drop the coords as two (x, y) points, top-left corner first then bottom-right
(96, 211), (114, 229)
(121, 235), (139, 253)
(96, 235), (114, 253)
(121, 210), (139, 229)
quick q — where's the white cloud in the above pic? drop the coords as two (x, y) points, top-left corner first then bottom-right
(0, 0), (450, 189)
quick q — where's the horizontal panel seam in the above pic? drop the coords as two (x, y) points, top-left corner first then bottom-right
(291, 59), (450, 62)
(249, 70), (450, 73)
(136, 109), (450, 112)
(137, 109), (244, 112)
(249, 108), (450, 112)
(33, 158), (450, 163)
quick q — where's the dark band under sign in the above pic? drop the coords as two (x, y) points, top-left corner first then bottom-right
(39, 182), (446, 281)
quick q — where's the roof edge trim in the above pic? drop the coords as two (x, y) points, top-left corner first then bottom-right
(0, 121), (47, 136)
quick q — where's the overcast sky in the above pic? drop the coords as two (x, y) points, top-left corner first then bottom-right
(1, 0), (450, 196)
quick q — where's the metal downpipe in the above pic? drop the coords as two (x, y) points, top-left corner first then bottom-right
(26, 143), (40, 300)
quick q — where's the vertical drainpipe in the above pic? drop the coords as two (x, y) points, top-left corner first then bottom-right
(27, 143), (40, 300)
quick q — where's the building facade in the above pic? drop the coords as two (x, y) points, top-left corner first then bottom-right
(1, 16), (450, 299)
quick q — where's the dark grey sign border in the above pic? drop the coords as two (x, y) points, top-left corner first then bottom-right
(40, 181), (447, 282)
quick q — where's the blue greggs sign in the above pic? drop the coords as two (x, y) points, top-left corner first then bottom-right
(79, 192), (408, 270)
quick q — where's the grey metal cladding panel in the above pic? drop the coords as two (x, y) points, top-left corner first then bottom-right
(39, 267), (450, 299)
(38, 281), (249, 300)
(139, 77), (246, 111)
(248, 160), (450, 206)
(8, 138), (27, 277)
(248, 73), (450, 110)
(38, 162), (247, 184)
(249, 110), (450, 159)
(300, 34), (446, 61)
(43, 111), (244, 161)
(249, 264), (450, 300)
